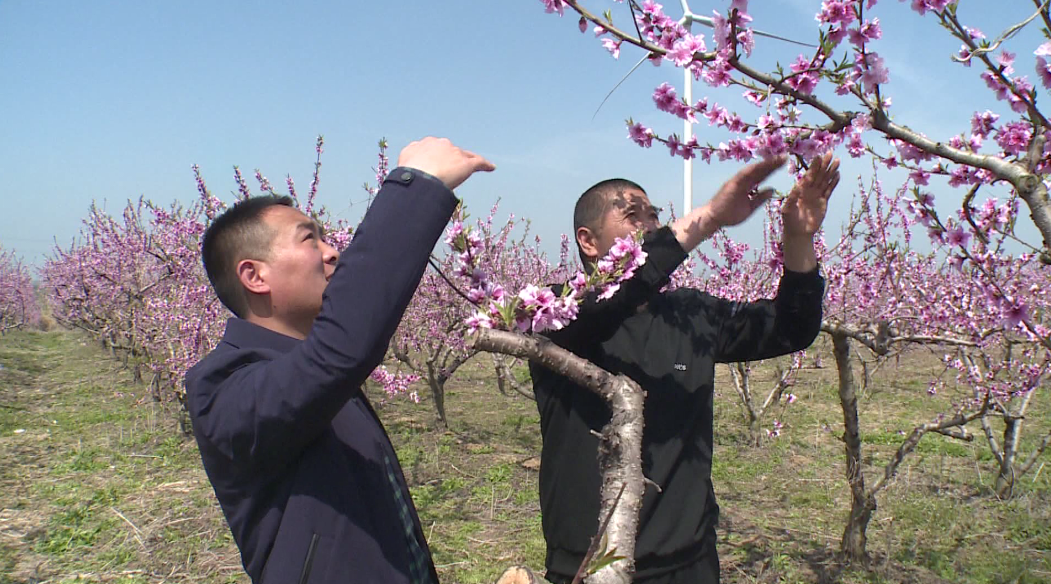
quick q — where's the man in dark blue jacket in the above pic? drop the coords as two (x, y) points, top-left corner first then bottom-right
(184, 137), (494, 584)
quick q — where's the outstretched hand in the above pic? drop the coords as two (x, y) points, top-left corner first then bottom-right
(673, 156), (787, 252)
(783, 152), (840, 238)
(397, 137), (496, 190)
(703, 155), (787, 229)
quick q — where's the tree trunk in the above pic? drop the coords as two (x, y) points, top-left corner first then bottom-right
(425, 362), (448, 429)
(833, 332), (871, 562)
(728, 363), (762, 445)
(995, 418), (1019, 498)
(748, 415), (762, 447)
(990, 388), (1035, 498)
(493, 354), (535, 400)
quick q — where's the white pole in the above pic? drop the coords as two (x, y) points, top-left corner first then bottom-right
(672, 1), (811, 212)
(683, 55), (693, 213)
(676, 1), (693, 212)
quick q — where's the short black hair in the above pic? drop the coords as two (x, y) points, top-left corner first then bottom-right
(573, 178), (646, 263)
(201, 195), (294, 318)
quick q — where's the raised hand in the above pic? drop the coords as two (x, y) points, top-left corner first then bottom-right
(672, 155), (787, 252)
(703, 155), (787, 228)
(782, 152), (840, 238)
(397, 137), (496, 191)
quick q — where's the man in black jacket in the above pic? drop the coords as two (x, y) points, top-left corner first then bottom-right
(184, 137), (493, 584)
(533, 153), (840, 583)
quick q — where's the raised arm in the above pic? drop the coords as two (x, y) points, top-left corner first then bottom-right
(551, 156), (797, 349)
(707, 152), (839, 362)
(186, 138), (494, 474)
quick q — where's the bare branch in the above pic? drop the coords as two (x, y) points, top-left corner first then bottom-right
(1019, 425), (1051, 475)
(949, 1), (1049, 64)
(866, 404), (989, 503)
(981, 411), (1006, 466)
(933, 426), (974, 441)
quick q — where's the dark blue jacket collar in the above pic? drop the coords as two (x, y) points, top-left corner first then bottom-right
(221, 317), (301, 353)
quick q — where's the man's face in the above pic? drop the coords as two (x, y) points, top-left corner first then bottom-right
(587, 188), (661, 261)
(258, 205), (340, 326)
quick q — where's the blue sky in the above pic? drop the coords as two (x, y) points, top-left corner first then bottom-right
(1, 0), (1045, 266)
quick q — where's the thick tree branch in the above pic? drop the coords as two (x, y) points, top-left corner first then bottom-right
(981, 411), (1006, 466)
(870, 112), (1051, 254)
(933, 426), (974, 441)
(821, 319), (977, 356)
(474, 329), (644, 584)
(759, 365), (793, 413)
(493, 354), (536, 400)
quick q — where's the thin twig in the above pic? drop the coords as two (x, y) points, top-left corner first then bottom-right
(950, 1), (1049, 64)
(110, 507), (147, 550)
(427, 256), (476, 306)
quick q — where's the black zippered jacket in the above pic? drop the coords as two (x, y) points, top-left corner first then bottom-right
(530, 226), (825, 579)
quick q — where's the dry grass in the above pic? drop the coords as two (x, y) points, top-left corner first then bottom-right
(0, 331), (241, 583)
(1, 330), (1049, 583)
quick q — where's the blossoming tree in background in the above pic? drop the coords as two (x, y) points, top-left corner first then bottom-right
(41, 137), (420, 404)
(391, 203), (554, 426)
(0, 245), (39, 334)
(541, 0), (1051, 334)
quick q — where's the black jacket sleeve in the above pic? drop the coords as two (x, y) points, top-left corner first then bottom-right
(185, 168), (457, 473)
(705, 267), (825, 363)
(546, 226), (688, 350)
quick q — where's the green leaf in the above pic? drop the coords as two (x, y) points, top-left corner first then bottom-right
(497, 297), (521, 328)
(587, 548), (627, 574)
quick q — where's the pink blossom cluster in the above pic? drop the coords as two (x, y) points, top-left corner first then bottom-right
(369, 366), (422, 403)
(675, 169), (1048, 418)
(976, 51), (1036, 114)
(941, 346), (1049, 402)
(448, 216), (647, 334)
(900, 173), (1047, 348)
(41, 197), (233, 398)
(825, 177), (1049, 406)
(543, 0), (1051, 264)
(903, 0), (955, 17)
(1035, 42), (1051, 88)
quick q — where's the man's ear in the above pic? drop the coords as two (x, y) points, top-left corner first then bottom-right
(576, 226), (600, 263)
(236, 259), (270, 295)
